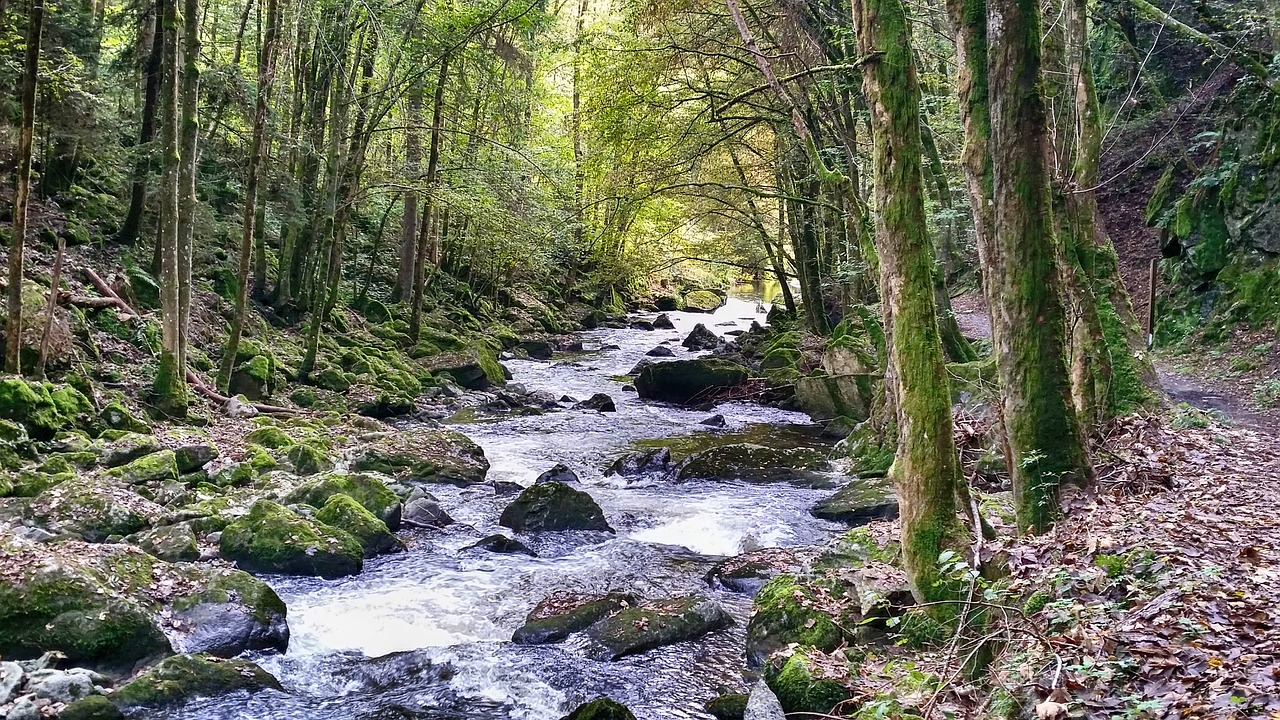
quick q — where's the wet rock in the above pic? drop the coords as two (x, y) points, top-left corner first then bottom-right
(535, 463), (579, 484)
(604, 447), (673, 477)
(351, 429), (490, 486)
(746, 575), (856, 667)
(705, 693), (749, 720)
(492, 480), (524, 496)
(645, 346), (675, 357)
(681, 323), (722, 350)
(499, 481), (612, 532)
(24, 668), (95, 703)
(560, 698), (637, 720)
(315, 494), (404, 557)
(674, 444), (831, 486)
(628, 357), (658, 375)
(283, 472), (402, 530)
(518, 339), (555, 360)
(464, 534), (535, 556)
(220, 500), (363, 579)
(585, 595), (732, 660)
(634, 358), (750, 405)
(127, 523), (199, 562)
(111, 654), (282, 709)
(559, 395), (577, 404)
(629, 320), (656, 331)
(700, 414), (727, 427)
(654, 295), (682, 312)
(59, 695), (124, 720)
(166, 567), (289, 658)
(401, 497), (454, 528)
(743, 679), (785, 720)
(810, 479), (899, 526)
(621, 385), (636, 393)
(763, 648), (851, 716)
(573, 393), (616, 412)
(683, 290), (724, 313)
(705, 548), (799, 594)
(512, 592), (638, 645)
(653, 313), (675, 329)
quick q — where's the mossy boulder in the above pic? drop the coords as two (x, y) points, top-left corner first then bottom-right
(764, 648), (852, 716)
(810, 478), (899, 526)
(417, 347), (505, 390)
(705, 693), (749, 720)
(499, 481), (612, 532)
(314, 494), (404, 557)
(746, 575), (854, 667)
(127, 523), (200, 562)
(100, 401), (151, 434)
(634, 358), (750, 405)
(512, 592), (638, 645)
(243, 425), (294, 449)
(654, 295), (684, 311)
(166, 564), (289, 657)
(219, 500), (363, 579)
(60, 695), (125, 720)
(684, 290), (724, 313)
(560, 698), (637, 720)
(286, 442), (334, 476)
(174, 441), (218, 473)
(794, 374), (876, 422)
(585, 595), (732, 661)
(98, 432), (162, 467)
(104, 449), (179, 485)
(0, 377), (66, 440)
(350, 429), (489, 486)
(312, 365), (352, 392)
(682, 323), (722, 350)
(111, 654), (282, 709)
(30, 477), (164, 539)
(674, 443), (831, 486)
(283, 472), (402, 530)
(229, 355), (275, 401)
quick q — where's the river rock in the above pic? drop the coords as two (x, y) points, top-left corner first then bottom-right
(705, 548), (800, 594)
(417, 350), (502, 390)
(283, 472), (403, 530)
(350, 429), (490, 486)
(810, 479), (899, 526)
(104, 448), (179, 485)
(573, 393), (616, 412)
(519, 339), (555, 360)
(700, 413), (727, 427)
(604, 447), (672, 477)
(219, 500), (364, 579)
(536, 463), (579, 484)
(499, 482), (613, 532)
(674, 444), (831, 486)
(634, 359), (750, 404)
(706, 693), (749, 720)
(794, 374), (875, 423)
(743, 680), (785, 720)
(683, 290), (724, 313)
(654, 295), (682, 311)
(165, 566), (290, 658)
(645, 346), (675, 357)
(681, 323), (722, 350)
(315, 494), (404, 557)
(1, 661), (23, 704)
(630, 320), (656, 331)
(126, 523), (200, 562)
(653, 313), (675, 329)
(512, 592), (638, 645)
(764, 648), (852, 715)
(59, 695), (124, 720)
(29, 476), (165, 540)
(464, 534), (535, 556)
(111, 654), (282, 709)
(560, 698), (637, 720)
(401, 497), (454, 528)
(746, 575), (856, 667)
(585, 595), (732, 660)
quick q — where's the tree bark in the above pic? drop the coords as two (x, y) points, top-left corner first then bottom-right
(852, 0), (970, 603)
(986, 0), (1093, 533)
(394, 78), (423, 303)
(7, 0), (43, 374)
(151, 0), (183, 413)
(120, 0), (165, 246)
(408, 56), (450, 344)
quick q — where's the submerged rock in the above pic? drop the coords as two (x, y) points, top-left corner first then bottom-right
(634, 359), (750, 405)
(464, 534), (535, 556)
(535, 463), (579, 484)
(512, 592), (638, 645)
(585, 595), (732, 660)
(673, 444), (831, 486)
(681, 323), (722, 350)
(700, 414), (727, 427)
(499, 482), (612, 532)
(645, 346), (675, 357)
(560, 698), (637, 720)
(652, 313), (675, 329)
(604, 447), (672, 477)
(573, 393), (617, 412)
(810, 479), (899, 526)
(219, 500), (364, 579)
(111, 654), (282, 709)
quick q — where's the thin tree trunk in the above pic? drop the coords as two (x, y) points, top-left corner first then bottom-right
(394, 78), (422, 302)
(7, 0), (43, 374)
(153, 0), (182, 410)
(120, 0), (164, 246)
(408, 56), (450, 344)
(36, 237), (64, 378)
(170, 0), (201, 413)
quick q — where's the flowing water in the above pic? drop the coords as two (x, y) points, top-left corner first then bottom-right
(153, 289), (847, 720)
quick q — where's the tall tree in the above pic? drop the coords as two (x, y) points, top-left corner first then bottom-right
(120, 0), (166, 246)
(153, 0), (183, 410)
(852, 0), (970, 602)
(408, 56), (451, 344)
(7, 0), (45, 374)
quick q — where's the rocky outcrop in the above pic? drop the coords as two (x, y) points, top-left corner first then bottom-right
(585, 595), (732, 661)
(573, 393), (617, 412)
(282, 472), (403, 530)
(499, 482), (612, 532)
(634, 359), (750, 405)
(219, 500), (364, 578)
(350, 429), (490, 486)
(512, 592), (638, 644)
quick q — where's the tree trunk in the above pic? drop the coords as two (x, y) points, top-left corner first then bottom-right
(408, 56), (450, 344)
(986, 0), (1093, 533)
(168, 0), (200, 413)
(152, 0), (183, 411)
(394, 78), (422, 303)
(218, 0), (281, 391)
(119, 0), (164, 246)
(7, 0), (43, 374)
(852, 0), (970, 604)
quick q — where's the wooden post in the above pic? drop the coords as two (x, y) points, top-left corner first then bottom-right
(1145, 257), (1158, 348)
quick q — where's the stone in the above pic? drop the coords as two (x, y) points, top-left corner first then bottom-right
(585, 595), (732, 660)
(219, 500), (364, 579)
(573, 393), (616, 412)
(174, 442), (218, 473)
(673, 444), (831, 486)
(286, 443), (334, 476)
(681, 323), (722, 350)
(111, 654), (282, 709)
(0, 378), (67, 440)
(743, 680), (785, 720)
(746, 575), (855, 667)
(518, 339), (555, 360)
(629, 320), (656, 331)
(0, 661), (23, 704)
(560, 698), (637, 720)
(700, 414), (727, 427)
(794, 374), (875, 423)
(417, 349), (503, 390)
(810, 479), (899, 526)
(499, 481), (612, 532)
(99, 433), (162, 468)
(634, 359), (750, 405)
(315, 494), (404, 557)
(166, 567), (289, 658)
(59, 695), (124, 720)
(654, 295), (682, 311)
(350, 429), (490, 486)
(706, 693), (749, 720)
(683, 290), (724, 313)
(104, 449), (178, 485)
(705, 548), (799, 594)
(535, 463), (579, 484)
(30, 477), (163, 539)
(99, 401), (151, 434)
(127, 523), (199, 562)
(464, 534), (535, 556)
(283, 472), (402, 530)
(652, 313), (675, 329)
(243, 425), (294, 449)
(763, 648), (851, 715)
(512, 592), (638, 645)
(604, 447), (672, 477)
(25, 668), (94, 703)
(645, 346), (675, 357)
(400, 497), (454, 528)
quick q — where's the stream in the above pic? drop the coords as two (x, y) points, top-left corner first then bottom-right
(152, 289), (848, 720)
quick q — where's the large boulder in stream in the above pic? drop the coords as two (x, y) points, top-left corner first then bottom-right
(683, 290), (725, 313)
(111, 654), (282, 709)
(219, 500), (364, 579)
(810, 478), (899, 526)
(604, 447), (673, 477)
(585, 595), (732, 660)
(634, 359), (750, 405)
(499, 482), (613, 532)
(282, 471), (403, 530)
(673, 443), (832, 486)
(560, 698), (637, 720)
(350, 429), (490, 486)
(512, 592), (638, 645)
(682, 323), (723, 351)
(314, 494), (404, 557)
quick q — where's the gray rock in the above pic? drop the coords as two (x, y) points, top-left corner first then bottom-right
(464, 534), (536, 556)
(573, 393), (616, 412)
(174, 442), (219, 473)
(743, 680), (785, 720)
(499, 482), (612, 532)
(128, 523), (200, 562)
(401, 498), (454, 528)
(224, 396), (259, 418)
(653, 313), (675, 329)
(646, 346), (675, 357)
(585, 595), (732, 660)
(681, 323), (722, 351)
(25, 668), (93, 703)
(0, 661), (24, 704)
(535, 463), (579, 484)
(604, 447), (672, 477)
(5, 695), (43, 720)
(700, 414), (727, 427)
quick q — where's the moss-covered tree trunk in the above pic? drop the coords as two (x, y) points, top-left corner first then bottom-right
(7, 0), (43, 375)
(852, 0), (970, 603)
(985, 0), (1093, 533)
(152, 0), (183, 412)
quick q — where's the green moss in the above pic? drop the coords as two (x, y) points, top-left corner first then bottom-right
(0, 377), (65, 439)
(287, 442), (333, 476)
(290, 387), (319, 408)
(151, 350), (189, 418)
(60, 695), (124, 720)
(244, 425), (294, 449)
(100, 401), (151, 434)
(104, 449), (179, 485)
(314, 493), (401, 556)
(112, 654), (282, 708)
(764, 649), (851, 715)
(747, 575), (849, 663)
(219, 500), (363, 578)
(50, 385), (95, 420)
(313, 365), (352, 392)
(282, 472), (401, 529)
